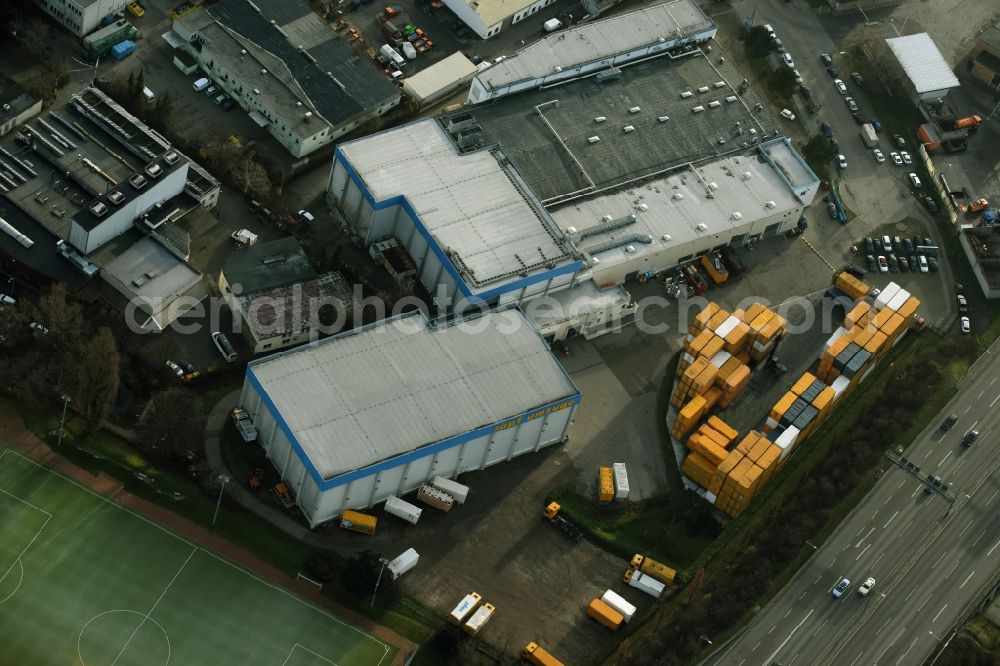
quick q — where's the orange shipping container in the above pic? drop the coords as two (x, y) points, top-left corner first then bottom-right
(707, 416), (739, 442)
(742, 302), (767, 324)
(701, 336), (725, 361)
(872, 307), (894, 330)
(687, 329), (714, 355)
(679, 395), (707, 421)
(792, 372), (818, 396)
(691, 437), (728, 467)
(703, 386), (723, 410)
(770, 391), (798, 421)
(747, 436), (771, 462)
(708, 310), (731, 331)
(812, 386), (836, 412)
(699, 426), (730, 450)
(598, 467), (615, 503)
(845, 301), (871, 328)
(897, 296), (919, 320)
(757, 445), (781, 477)
(694, 364), (720, 391)
(690, 303), (720, 333)
(749, 309), (774, 332)
(724, 323), (750, 352)
(724, 365), (750, 391)
(864, 331), (888, 354)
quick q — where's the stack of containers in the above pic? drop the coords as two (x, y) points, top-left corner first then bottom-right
(762, 372), (838, 463)
(710, 431), (784, 517)
(745, 305), (788, 362)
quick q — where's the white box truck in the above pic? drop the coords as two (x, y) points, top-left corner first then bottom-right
(380, 44), (406, 68)
(387, 548), (419, 579)
(624, 568), (664, 599)
(600, 589), (636, 623)
(450, 592), (482, 625)
(860, 123), (879, 148)
(612, 463), (629, 500)
(543, 18), (562, 32)
(431, 476), (469, 503)
(384, 496), (422, 524)
(463, 603), (496, 635)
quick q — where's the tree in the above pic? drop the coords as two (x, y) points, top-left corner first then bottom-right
(76, 327), (121, 432)
(149, 92), (175, 130)
(141, 388), (206, 461)
(339, 550), (397, 602)
(770, 66), (798, 99)
(802, 134), (837, 167)
(742, 25), (772, 59)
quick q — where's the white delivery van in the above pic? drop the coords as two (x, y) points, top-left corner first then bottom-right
(543, 18), (562, 32)
(380, 44), (406, 68)
(142, 86), (156, 104)
(192, 77), (210, 92)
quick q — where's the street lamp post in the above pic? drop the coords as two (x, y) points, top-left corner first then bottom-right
(57, 394), (71, 447)
(806, 540), (818, 550)
(212, 474), (229, 526)
(370, 558), (389, 607)
(700, 634), (713, 645)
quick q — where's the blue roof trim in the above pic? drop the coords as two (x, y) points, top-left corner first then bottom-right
(333, 147), (583, 302)
(249, 355), (581, 492)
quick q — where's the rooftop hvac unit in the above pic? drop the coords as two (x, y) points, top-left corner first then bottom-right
(623, 125), (635, 133)
(304, 112), (312, 120)
(714, 81), (726, 88)
(692, 106), (705, 113)
(565, 226), (577, 233)
(637, 203), (648, 211)
(718, 137), (726, 145)
(658, 116), (669, 122)
(588, 136), (600, 143)
(708, 100), (721, 108)
(144, 270), (158, 279)
(624, 245), (636, 253)
(240, 49), (247, 55)
(163, 151), (179, 164)
(594, 116), (606, 123)
(261, 69), (267, 75)
(673, 193), (683, 200)
(697, 86), (710, 93)
(129, 173), (148, 189)
(680, 90), (693, 98)
(731, 212), (742, 220)
(107, 190), (125, 205)
(628, 106), (641, 114)
(595, 67), (621, 82)
(662, 234), (671, 241)
(132, 278), (145, 288)
(742, 172), (752, 181)
(90, 202), (108, 218)
(709, 182), (718, 190)
(602, 215), (612, 222)
(750, 128), (757, 135)
(145, 163), (163, 178)
(726, 95), (738, 103)
(253, 88), (260, 95)
(765, 200), (776, 209)
(696, 223), (708, 231)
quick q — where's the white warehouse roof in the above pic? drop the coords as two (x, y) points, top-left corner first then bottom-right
(885, 33), (960, 94)
(402, 51), (477, 103)
(248, 309), (578, 479)
(338, 119), (573, 292)
(477, 0), (715, 91)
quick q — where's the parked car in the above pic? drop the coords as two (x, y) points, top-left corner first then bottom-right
(941, 414), (958, 430)
(214, 93), (229, 106)
(865, 254), (877, 272)
(870, 118), (882, 132)
(877, 255), (888, 273)
(827, 65), (839, 78)
(851, 72), (864, 87)
(205, 84), (219, 96)
(783, 53), (795, 68)
(126, 1), (144, 17)
(890, 152), (903, 166)
(908, 173), (922, 188)
(832, 578), (850, 598)
(837, 154), (848, 169)
(923, 196), (938, 212)
(192, 77), (210, 92)
(165, 360), (184, 377)
(894, 134), (906, 147)
(900, 151), (912, 165)
(882, 235), (893, 253)
(780, 108), (796, 121)
(793, 69), (802, 84)
(845, 97), (858, 113)
(863, 236), (874, 253)
(888, 255), (899, 272)
(901, 238), (914, 254)
(834, 79), (847, 94)
(828, 202), (838, 219)
(764, 24), (775, 37)
(898, 257), (909, 272)
(821, 53), (832, 66)
(800, 84), (813, 100)
(873, 149), (884, 163)
(909, 254), (918, 270)
(857, 577), (875, 596)
(928, 257), (939, 272)
(918, 255), (928, 273)
(774, 38), (785, 52)
(820, 121), (833, 137)
(957, 294), (968, 312)
(961, 316), (971, 334)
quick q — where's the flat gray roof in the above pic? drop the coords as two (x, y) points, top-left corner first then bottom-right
(248, 308), (579, 479)
(463, 50), (783, 203)
(238, 271), (357, 339)
(223, 237), (316, 295)
(551, 147), (807, 272)
(886, 33), (960, 94)
(338, 119), (574, 291)
(479, 0), (715, 91)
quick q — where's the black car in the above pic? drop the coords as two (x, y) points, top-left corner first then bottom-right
(928, 257), (939, 272)
(852, 112), (864, 125)
(798, 217), (808, 229)
(874, 238), (883, 252)
(800, 85), (813, 100)
(901, 238), (914, 254)
(827, 65), (839, 78)
(863, 236), (874, 253)
(963, 430), (979, 446)
(821, 53), (833, 66)
(820, 121), (833, 137)
(923, 196), (938, 212)
(865, 254), (877, 272)
(830, 138), (840, 151)
(898, 257), (909, 272)
(909, 254), (918, 270)
(912, 234), (923, 249)
(924, 236), (933, 247)
(221, 98), (235, 111)
(888, 255), (899, 272)
(844, 264), (864, 279)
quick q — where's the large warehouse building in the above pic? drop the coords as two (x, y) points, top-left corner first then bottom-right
(239, 308), (580, 527)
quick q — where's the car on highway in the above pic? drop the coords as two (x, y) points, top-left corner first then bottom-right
(963, 430), (979, 446)
(783, 53), (795, 68)
(821, 121), (833, 137)
(882, 235), (893, 253)
(834, 79), (847, 94)
(780, 108), (796, 121)
(858, 578), (876, 596)
(890, 152), (903, 166)
(961, 316), (971, 334)
(821, 53), (832, 66)
(838, 154), (848, 169)
(926, 475), (942, 493)
(774, 38), (785, 53)
(908, 173), (922, 188)
(866, 254), (877, 272)
(832, 578), (851, 597)
(877, 255), (888, 273)
(873, 149), (884, 163)
(900, 151), (912, 165)
(863, 236), (874, 252)
(941, 414), (958, 430)
(845, 97), (859, 113)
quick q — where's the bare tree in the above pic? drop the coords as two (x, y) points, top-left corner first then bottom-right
(76, 327), (121, 432)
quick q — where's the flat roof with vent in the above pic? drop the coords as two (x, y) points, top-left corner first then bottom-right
(221, 236), (318, 295)
(337, 119), (577, 293)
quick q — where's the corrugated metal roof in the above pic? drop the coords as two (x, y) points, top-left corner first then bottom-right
(402, 52), (478, 103)
(885, 33), (960, 94)
(477, 0), (714, 90)
(339, 119), (573, 291)
(249, 309), (578, 479)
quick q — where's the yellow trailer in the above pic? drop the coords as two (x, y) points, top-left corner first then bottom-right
(339, 510), (377, 535)
(630, 553), (677, 586)
(521, 641), (565, 665)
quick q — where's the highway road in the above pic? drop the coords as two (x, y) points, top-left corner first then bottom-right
(706, 340), (1000, 666)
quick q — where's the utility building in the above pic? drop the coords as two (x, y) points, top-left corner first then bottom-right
(240, 308), (580, 527)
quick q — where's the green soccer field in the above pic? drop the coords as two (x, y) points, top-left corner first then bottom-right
(0, 448), (397, 666)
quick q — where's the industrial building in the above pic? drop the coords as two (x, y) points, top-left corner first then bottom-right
(239, 308), (580, 526)
(219, 237), (359, 354)
(0, 86), (220, 329)
(884, 33), (961, 103)
(468, 0), (716, 104)
(328, 43), (816, 338)
(171, 0), (400, 158)
(0, 77), (42, 137)
(32, 0), (127, 37)
(441, 0), (558, 39)
(402, 52), (479, 110)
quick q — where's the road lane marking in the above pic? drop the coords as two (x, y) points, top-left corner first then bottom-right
(932, 604), (948, 623)
(977, 391), (984, 400)
(830, 557), (837, 566)
(883, 510), (899, 529)
(960, 571), (975, 588)
(911, 486), (922, 498)
(897, 480), (906, 489)
(814, 575), (823, 584)
(876, 617), (893, 636)
(799, 591), (808, 600)
(917, 595), (931, 611)
(955, 458), (966, 471)
(763, 608), (814, 666)
(992, 377), (997, 386)
(989, 489), (1000, 504)
(894, 637), (918, 665)
(970, 420), (979, 430)
(988, 540), (1000, 556)
(991, 394), (1000, 408)
(931, 552), (948, 569)
(784, 609), (791, 618)
(872, 510), (879, 519)
(974, 530), (988, 546)
(940, 451), (952, 466)
(883, 495), (892, 505)
(960, 519), (975, 537)
(902, 518), (914, 533)
(964, 406), (972, 414)
(873, 550), (885, 566)
(904, 586), (918, 602)
(856, 527), (875, 547)
(811, 619), (829, 638)
(849, 653), (865, 666)
(873, 627), (907, 665)
(945, 560), (960, 580)
(856, 543), (871, 561)
(769, 625), (777, 634)
(752, 641), (760, 652)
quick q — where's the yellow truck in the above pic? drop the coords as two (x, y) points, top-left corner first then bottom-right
(339, 510), (377, 535)
(521, 641), (565, 665)
(631, 553), (677, 586)
(597, 467), (614, 503)
(586, 598), (623, 631)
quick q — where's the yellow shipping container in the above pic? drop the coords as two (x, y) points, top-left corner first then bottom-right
(703, 386), (722, 411)
(881, 312), (906, 337)
(340, 510), (378, 535)
(742, 302), (767, 324)
(864, 331), (888, 354)
(598, 467), (615, 503)
(749, 308), (774, 332)
(718, 357), (743, 382)
(690, 303), (720, 334)
(812, 386), (836, 412)
(757, 445), (781, 477)
(691, 436), (728, 467)
(770, 391), (798, 421)
(694, 364), (720, 392)
(679, 395), (708, 421)
(791, 371), (817, 396)
(897, 296), (919, 320)
(845, 301), (871, 328)
(707, 416), (738, 443)
(747, 436), (771, 463)
(687, 328), (715, 355)
(722, 458), (754, 494)
(708, 309), (731, 331)
(852, 325), (876, 348)
(683, 451), (718, 479)
(699, 426), (730, 450)
(724, 322), (750, 353)
(725, 365), (751, 391)
(835, 272), (869, 300)
(735, 431), (761, 455)
(872, 307), (894, 329)
(701, 336), (725, 361)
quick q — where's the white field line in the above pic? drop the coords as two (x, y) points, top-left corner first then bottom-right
(281, 643), (340, 666)
(0, 485), (53, 587)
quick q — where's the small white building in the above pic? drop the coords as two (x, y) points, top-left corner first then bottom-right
(885, 33), (961, 103)
(402, 52), (479, 109)
(33, 0), (127, 37)
(240, 308), (580, 527)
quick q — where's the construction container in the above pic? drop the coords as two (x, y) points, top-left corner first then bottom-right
(689, 302), (720, 334)
(431, 476), (469, 503)
(521, 642), (565, 666)
(689, 434), (728, 467)
(707, 416), (739, 443)
(600, 589), (637, 623)
(631, 553), (677, 585)
(612, 462), (629, 500)
(624, 568), (665, 598)
(598, 467), (615, 502)
(464, 603), (496, 635)
(387, 548), (419, 579)
(586, 598), (623, 630)
(417, 484), (454, 512)
(682, 452), (717, 489)
(339, 510), (377, 535)
(742, 302), (767, 323)
(384, 495), (422, 524)
(449, 592), (482, 625)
